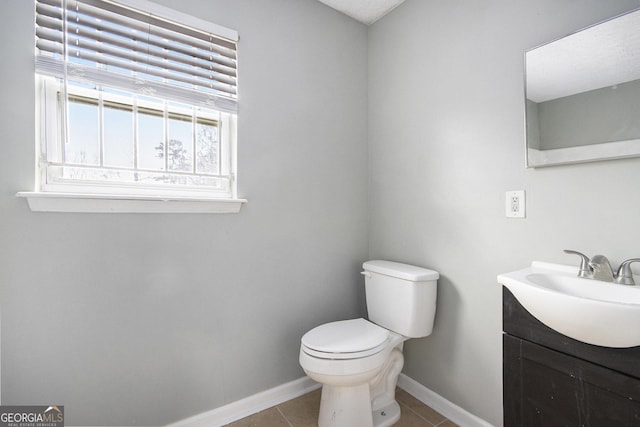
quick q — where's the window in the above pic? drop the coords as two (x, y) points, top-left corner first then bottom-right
(25, 0), (244, 212)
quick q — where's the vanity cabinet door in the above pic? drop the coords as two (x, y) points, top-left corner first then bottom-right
(504, 334), (640, 427)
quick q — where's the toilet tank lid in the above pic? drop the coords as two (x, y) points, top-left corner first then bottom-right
(363, 260), (439, 281)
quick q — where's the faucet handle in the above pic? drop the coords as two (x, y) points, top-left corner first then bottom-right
(615, 258), (640, 285)
(563, 249), (591, 277)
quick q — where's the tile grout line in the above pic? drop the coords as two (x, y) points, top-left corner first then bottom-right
(275, 405), (294, 427)
(398, 401), (438, 427)
(397, 387), (456, 427)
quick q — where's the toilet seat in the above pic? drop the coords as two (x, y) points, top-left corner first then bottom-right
(301, 318), (389, 360)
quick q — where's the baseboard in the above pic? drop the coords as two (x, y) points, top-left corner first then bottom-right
(398, 374), (493, 427)
(167, 376), (320, 427)
(167, 373), (491, 427)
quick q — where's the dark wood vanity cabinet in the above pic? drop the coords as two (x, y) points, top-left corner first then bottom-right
(503, 287), (640, 426)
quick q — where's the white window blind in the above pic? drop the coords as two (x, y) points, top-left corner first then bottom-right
(35, 0), (238, 114)
(30, 0), (242, 209)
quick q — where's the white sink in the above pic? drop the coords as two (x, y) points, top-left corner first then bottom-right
(498, 261), (640, 348)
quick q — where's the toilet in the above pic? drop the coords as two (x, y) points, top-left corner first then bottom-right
(299, 260), (439, 427)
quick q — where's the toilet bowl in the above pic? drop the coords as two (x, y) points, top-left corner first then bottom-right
(299, 260), (439, 427)
(299, 318), (406, 427)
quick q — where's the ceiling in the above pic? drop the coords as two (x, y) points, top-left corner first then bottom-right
(316, 0), (406, 25)
(527, 8), (640, 103)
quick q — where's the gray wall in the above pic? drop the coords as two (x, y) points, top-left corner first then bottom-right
(0, 0), (368, 425)
(368, 0), (640, 425)
(5, 0), (640, 426)
(536, 79), (640, 149)
(526, 99), (541, 149)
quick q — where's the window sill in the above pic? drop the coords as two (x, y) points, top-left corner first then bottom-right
(16, 192), (247, 214)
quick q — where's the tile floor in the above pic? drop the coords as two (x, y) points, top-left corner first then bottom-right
(225, 387), (458, 426)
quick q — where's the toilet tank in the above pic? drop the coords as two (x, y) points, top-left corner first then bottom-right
(363, 260), (439, 338)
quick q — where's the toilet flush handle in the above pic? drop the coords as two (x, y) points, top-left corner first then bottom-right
(361, 271), (371, 278)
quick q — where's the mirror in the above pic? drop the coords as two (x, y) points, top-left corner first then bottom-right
(525, 8), (640, 167)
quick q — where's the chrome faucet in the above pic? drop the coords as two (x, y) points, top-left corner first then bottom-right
(588, 254), (614, 282)
(564, 250), (640, 285)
